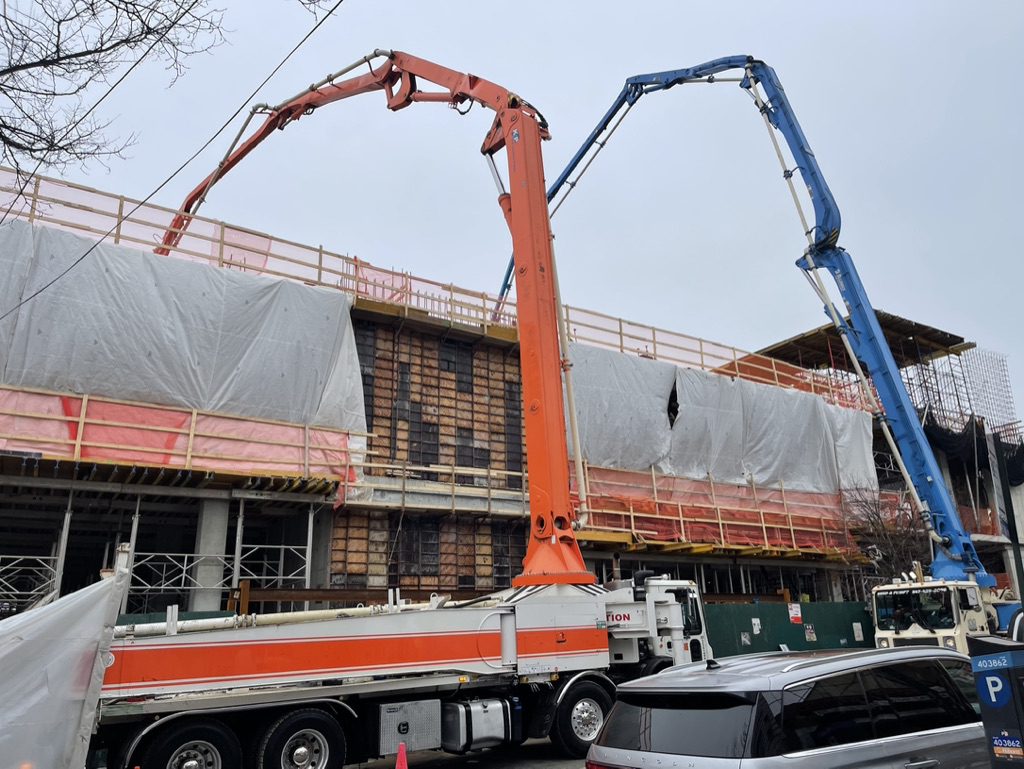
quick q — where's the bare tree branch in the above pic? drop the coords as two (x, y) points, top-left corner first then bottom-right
(843, 488), (932, 580)
(0, 1), (334, 176)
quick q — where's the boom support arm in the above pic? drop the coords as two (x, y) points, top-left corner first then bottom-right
(746, 59), (990, 585)
(517, 55), (989, 586)
(159, 50), (592, 586)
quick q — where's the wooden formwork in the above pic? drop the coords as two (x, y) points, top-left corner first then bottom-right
(354, 319), (525, 490)
(330, 507), (525, 594)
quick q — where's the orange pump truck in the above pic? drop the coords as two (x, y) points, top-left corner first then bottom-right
(83, 50), (711, 769)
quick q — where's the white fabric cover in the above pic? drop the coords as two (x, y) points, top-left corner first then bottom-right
(0, 572), (126, 769)
(568, 343), (877, 493)
(0, 220), (366, 432)
(569, 343), (677, 470)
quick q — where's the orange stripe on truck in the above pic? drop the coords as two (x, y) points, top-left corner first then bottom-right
(103, 626), (608, 693)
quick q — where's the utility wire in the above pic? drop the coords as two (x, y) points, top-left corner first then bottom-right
(0, 0), (204, 228)
(0, 0), (346, 324)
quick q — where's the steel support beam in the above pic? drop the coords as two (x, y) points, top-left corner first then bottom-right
(0, 474), (334, 503)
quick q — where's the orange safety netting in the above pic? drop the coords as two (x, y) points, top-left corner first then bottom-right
(958, 504), (1003, 537)
(717, 354), (866, 412)
(572, 465), (855, 553)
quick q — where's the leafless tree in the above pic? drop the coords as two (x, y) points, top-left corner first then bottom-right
(0, 0), (328, 175)
(843, 488), (931, 580)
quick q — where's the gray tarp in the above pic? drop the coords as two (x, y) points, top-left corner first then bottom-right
(0, 220), (366, 432)
(569, 343), (876, 493)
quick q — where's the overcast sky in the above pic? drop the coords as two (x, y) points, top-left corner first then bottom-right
(57, 1), (1024, 415)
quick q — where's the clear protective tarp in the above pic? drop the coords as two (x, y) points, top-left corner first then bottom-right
(0, 572), (126, 769)
(0, 220), (366, 433)
(569, 343), (876, 494)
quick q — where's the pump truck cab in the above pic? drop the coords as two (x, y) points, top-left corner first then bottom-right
(85, 49), (713, 768)
(872, 561), (1018, 654)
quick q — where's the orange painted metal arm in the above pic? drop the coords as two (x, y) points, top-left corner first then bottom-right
(157, 50), (542, 254)
(157, 49), (591, 585)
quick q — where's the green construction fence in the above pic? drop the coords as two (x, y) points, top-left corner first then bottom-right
(705, 601), (875, 658)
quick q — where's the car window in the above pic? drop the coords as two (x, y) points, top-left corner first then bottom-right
(782, 673), (874, 751)
(861, 660), (979, 738)
(597, 692), (753, 758)
(747, 691), (786, 758)
(940, 658), (982, 716)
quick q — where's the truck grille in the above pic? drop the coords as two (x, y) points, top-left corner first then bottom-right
(893, 637), (940, 647)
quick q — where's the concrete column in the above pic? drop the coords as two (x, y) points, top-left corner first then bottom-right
(829, 571), (845, 602)
(309, 505), (334, 601)
(1012, 486), (1024, 539)
(189, 499), (230, 612)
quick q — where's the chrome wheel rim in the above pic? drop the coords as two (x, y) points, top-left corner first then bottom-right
(570, 697), (604, 742)
(282, 728), (330, 768)
(166, 740), (221, 769)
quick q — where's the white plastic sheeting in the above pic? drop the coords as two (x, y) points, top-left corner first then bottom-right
(0, 220), (366, 432)
(0, 571), (127, 769)
(568, 343), (877, 493)
(568, 343), (677, 470)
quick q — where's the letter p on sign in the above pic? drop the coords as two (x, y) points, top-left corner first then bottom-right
(988, 675), (1005, 702)
(982, 673), (1012, 708)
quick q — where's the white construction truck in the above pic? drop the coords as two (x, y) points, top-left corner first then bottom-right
(94, 575), (708, 767)
(80, 50), (713, 769)
(872, 562), (1014, 654)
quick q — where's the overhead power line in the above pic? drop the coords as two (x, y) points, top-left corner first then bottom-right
(0, 0), (205, 228)
(0, 0), (347, 324)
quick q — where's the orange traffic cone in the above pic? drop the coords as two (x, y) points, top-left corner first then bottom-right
(396, 741), (408, 769)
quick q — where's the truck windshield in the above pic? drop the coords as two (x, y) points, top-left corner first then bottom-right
(875, 587), (955, 631)
(666, 588), (703, 635)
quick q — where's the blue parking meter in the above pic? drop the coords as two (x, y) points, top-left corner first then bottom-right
(969, 635), (1024, 766)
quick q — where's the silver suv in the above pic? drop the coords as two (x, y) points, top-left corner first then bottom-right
(587, 647), (985, 768)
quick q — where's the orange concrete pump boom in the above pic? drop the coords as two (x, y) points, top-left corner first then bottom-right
(158, 49), (593, 586)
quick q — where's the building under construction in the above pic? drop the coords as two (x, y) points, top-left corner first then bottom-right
(0, 169), (1020, 615)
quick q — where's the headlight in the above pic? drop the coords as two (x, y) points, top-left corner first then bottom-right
(879, 638), (890, 648)
(943, 637), (957, 649)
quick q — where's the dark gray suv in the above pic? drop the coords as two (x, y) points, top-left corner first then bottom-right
(587, 647), (985, 769)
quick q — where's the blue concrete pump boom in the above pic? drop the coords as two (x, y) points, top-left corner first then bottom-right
(500, 55), (992, 586)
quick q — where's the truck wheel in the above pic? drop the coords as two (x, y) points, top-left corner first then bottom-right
(135, 718), (241, 769)
(640, 655), (673, 677)
(550, 681), (613, 758)
(256, 708), (346, 769)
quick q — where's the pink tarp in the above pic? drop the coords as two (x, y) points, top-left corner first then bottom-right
(0, 388), (358, 485)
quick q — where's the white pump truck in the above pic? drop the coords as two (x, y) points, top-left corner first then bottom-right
(487, 54), (1023, 656)
(83, 51), (712, 769)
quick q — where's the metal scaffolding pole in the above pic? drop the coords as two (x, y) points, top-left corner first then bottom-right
(119, 496), (141, 614)
(52, 491), (74, 597)
(232, 500), (245, 589)
(304, 503), (315, 611)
